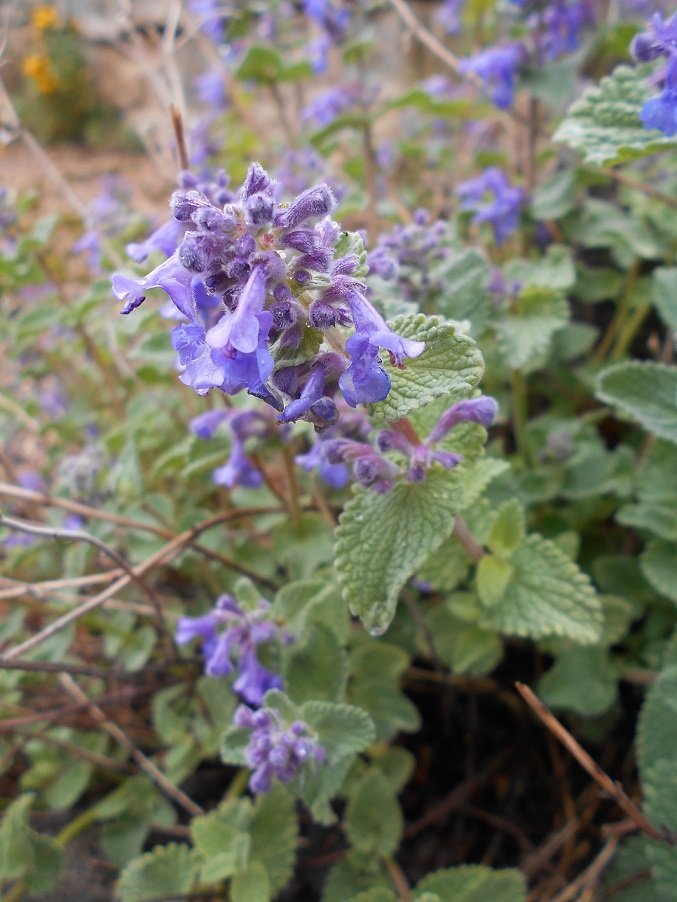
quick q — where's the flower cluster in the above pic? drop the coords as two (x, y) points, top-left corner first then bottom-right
(113, 162), (424, 424)
(366, 210), (453, 307)
(73, 177), (131, 274)
(176, 594), (288, 706)
(457, 168), (524, 245)
(190, 406), (288, 489)
(304, 396), (498, 494)
(234, 705), (327, 793)
(296, 404), (370, 489)
(460, 44), (525, 110)
(631, 12), (677, 136)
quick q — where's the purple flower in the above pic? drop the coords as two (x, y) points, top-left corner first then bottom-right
(176, 594), (287, 706)
(632, 13), (677, 136)
(189, 408), (230, 439)
(195, 68), (227, 110)
(460, 45), (524, 110)
(113, 256), (195, 318)
(436, 0), (464, 34)
(302, 86), (357, 126)
(189, 0), (226, 43)
(457, 168), (524, 245)
(539, 2), (594, 60)
(234, 705), (327, 794)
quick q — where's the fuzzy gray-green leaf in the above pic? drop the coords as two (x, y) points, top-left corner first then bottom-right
(369, 314), (485, 422)
(596, 362), (677, 445)
(479, 534), (602, 643)
(335, 469), (464, 634)
(553, 64), (677, 165)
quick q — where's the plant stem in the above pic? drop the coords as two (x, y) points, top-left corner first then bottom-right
(611, 301), (651, 360)
(383, 855), (411, 901)
(224, 768), (251, 802)
(454, 516), (485, 562)
(591, 260), (640, 364)
(509, 370), (529, 462)
(282, 445), (302, 529)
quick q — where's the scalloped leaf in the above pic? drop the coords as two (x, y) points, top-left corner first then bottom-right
(479, 534), (602, 643)
(652, 267), (677, 332)
(348, 642), (421, 741)
(641, 539), (677, 605)
(231, 861), (271, 902)
(538, 646), (617, 716)
(322, 851), (391, 902)
(642, 760), (677, 899)
(283, 622), (349, 704)
(301, 700), (375, 761)
(637, 635), (677, 779)
(369, 314), (485, 422)
(596, 362), (677, 444)
(345, 769), (403, 856)
(250, 784), (297, 895)
(618, 440), (677, 541)
(335, 469), (465, 634)
(413, 865), (527, 902)
(553, 64), (677, 165)
(116, 843), (201, 902)
(495, 287), (569, 373)
(190, 810), (251, 882)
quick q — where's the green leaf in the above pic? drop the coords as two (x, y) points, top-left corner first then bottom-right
(0, 794), (34, 881)
(425, 606), (503, 676)
(283, 622), (348, 704)
(487, 499), (525, 558)
(538, 646), (618, 716)
(322, 851), (391, 902)
(602, 836), (655, 902)
(413, 865), (527, 901)
(477, 555), (514, 608)
(250, 785), (297, 895)
(368, 314), (485, 422)
(433, 248), (492, 333)
(596, 362), (677, 445)
(191, 810), (251, 882)
(642, 760), (677, 899)
(531, 170), (578, 221)
(335, 470), (465, 634)
(273, 578), (349, 642)
(637, 637), (677, 779)
(479, 534), (602, 643)
(348, 642), (421, 740)
(301, 700), (375, 762)
(24, 832), (64, 894)
(503, 245), (576, 292)
(618, 440), (677, 541)
(652, 267), (677, 332)
(116, 843), (201, 902)
(495, 287), (569, 373)
(232, 861), (271, 902)
(345, 769), (403, 856)
(553, 64), (677, 165)
(370, 748), (415, 793)
(641, 539), (677, 605)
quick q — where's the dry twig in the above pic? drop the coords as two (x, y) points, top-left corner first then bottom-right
(516, 682), (677, 846)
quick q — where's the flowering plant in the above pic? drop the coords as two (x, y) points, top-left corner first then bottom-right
(1, 2), (677, 901)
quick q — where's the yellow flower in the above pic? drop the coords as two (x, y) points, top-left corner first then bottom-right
(22, 53), (59, 94)
(31, 6), (60, 30)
